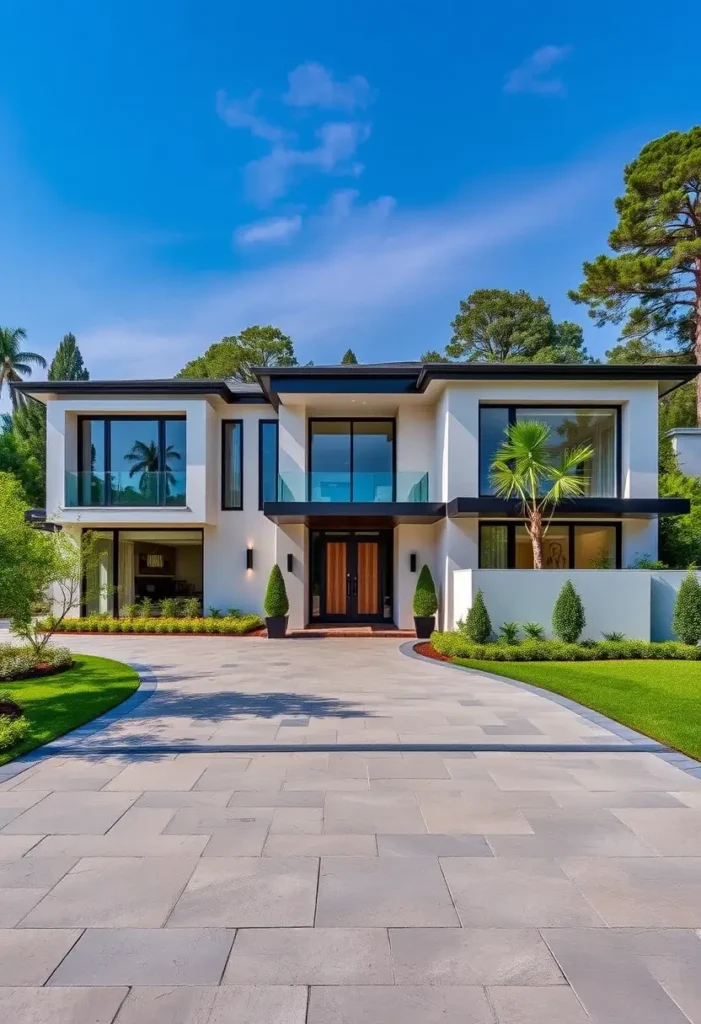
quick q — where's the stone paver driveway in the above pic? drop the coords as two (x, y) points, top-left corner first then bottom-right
(2, 636), (701, 1022)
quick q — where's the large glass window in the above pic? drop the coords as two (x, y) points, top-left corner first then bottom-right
(258, 420), (279, 508)
(309, 419), (395, 502)
(222, 421), (243, 510)
(480, 522), (619, 569)
(77, 417), (186, 507)
(479, 406), (618, 497)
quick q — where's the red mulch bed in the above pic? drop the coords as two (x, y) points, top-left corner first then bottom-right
(54, 628), (267, 638)
(1, 662), (67, 688)
(414, 641), (454, 663)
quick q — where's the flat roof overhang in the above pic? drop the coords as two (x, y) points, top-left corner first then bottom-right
(447, 497), (691, 519)
(263, 501), (446, 525)
(11, 380), (267, 404)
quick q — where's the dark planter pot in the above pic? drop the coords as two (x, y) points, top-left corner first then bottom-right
(414, 615), (436, 639)
(265, 615), (288, 638)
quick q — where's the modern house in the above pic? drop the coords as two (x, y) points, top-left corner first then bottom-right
(16, 361), (700, 635)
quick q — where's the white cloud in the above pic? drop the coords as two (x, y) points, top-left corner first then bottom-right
(215, 88), (289, 142)
(322, 189), (396, 223)
(504, 45), (572, 96)
(236, 215), (303, 246)
(72, 156), (605, 377)
(284, 62), (372, 111)
(246, 122), (371, 204)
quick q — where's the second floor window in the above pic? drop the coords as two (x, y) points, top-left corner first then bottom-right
(259, 420), (279, 508)
(479, 405), (619, 498)
(222, 420), (243, 509)
(309, 419), (395, 502)
(77, 417), (186, 506)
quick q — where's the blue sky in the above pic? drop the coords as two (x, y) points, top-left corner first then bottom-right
(0, 0), (697, 384)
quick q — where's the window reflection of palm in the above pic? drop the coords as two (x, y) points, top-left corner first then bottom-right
(545, 540), (567, 569)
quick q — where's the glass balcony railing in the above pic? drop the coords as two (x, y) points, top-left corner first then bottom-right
(274, 470), (430, 503)
(65, 471), (187, 508)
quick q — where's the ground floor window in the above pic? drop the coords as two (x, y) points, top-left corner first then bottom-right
(479, 522), (620, 569)
(83, 528), (203, 616)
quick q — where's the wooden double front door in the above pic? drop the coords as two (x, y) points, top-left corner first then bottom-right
(312, 531), (392, 623)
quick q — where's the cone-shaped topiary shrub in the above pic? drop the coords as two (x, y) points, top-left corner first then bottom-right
(552, 579), (585, 643)
(464, 589), (492, 643)
(413, 565), (438, 617)
(264, 563), (289, 618)
(672, 569), (701, 645)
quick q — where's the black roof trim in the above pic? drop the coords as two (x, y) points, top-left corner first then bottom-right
(11, 380), (270, 404)
(262, 501), (446, 525)
(447, 497), (691, 519)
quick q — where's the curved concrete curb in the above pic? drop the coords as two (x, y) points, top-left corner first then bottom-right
(0, 661), (158, 783)
(401, 641), (701, 779)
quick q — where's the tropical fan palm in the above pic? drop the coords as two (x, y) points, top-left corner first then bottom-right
(489, 420), (594, 569)
(124, 440), (181, 499)
(0, 327), (47, 409)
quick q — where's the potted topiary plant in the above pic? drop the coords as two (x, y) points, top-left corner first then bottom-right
(413, 564), (438, 638)
(264, 563), (289, 638)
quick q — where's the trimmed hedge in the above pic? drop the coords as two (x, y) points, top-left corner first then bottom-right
(430, 632), (701, 662)
(0, 716), (29, 752)
(0, 644), (74, 681)
(47, 614), (263, 636)
(413, 565), (438, 617)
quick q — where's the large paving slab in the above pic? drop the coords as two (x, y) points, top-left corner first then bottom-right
(0, 634), (700, 1020)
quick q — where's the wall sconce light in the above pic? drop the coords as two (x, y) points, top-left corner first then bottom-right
(409, 553), (417, 573)
(246, 547), (254, 570)
(286, 553), (294, 573)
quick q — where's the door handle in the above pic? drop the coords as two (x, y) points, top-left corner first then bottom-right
(352, 576), (358, 597)
(346, 573), (352, 598)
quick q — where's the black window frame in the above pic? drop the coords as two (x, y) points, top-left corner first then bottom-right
(76, 414), (187, 507)
(307, 417), (397, 502)
(258, 419), (279, 510)
(478, 521), (622, 569)
(477, 404), (622, 499)
(221, 419), (244, 511)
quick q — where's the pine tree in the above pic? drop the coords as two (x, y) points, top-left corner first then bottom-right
(552, 580), (586, 643)
(672, 569), (701, 645)
(48, 334), (89, 381)
(570, 128), (701, 421)
(341, 348), (359, 364)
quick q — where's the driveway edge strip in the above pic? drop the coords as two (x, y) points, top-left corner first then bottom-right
(401, 641), (701, 779)
(0, 661), (158, 784)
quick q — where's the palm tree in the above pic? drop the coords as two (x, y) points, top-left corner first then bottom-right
(0, 327), (47, 409)
(124, 439), (181, 500)
(489, 420), (594, 569)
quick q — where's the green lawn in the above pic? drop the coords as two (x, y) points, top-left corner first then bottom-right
(457, 658), (701, 760)
(0, 655), (140, 766)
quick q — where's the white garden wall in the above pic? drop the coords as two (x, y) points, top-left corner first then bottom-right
(452, 569), (653, 640)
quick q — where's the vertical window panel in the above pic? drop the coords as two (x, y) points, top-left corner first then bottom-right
(480, 524), (509, 568)
(479, 407), (510, 495)
(222, 421), (243, 509)
(259, 420), (279, 508)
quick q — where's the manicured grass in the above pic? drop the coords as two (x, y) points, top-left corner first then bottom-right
(456, 658), (701, 759)
(0, 654), (140, 766)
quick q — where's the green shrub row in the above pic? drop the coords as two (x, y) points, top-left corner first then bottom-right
(430, 632), (701, 662)
(0, 716), (29, 752)
(47, 615), (263, 636)
(0, 644), (73, 680)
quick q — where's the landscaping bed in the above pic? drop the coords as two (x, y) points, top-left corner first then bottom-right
(0, 653), (140, 764)
(47, 613), (264, 636)
(430, 632), (701, 661)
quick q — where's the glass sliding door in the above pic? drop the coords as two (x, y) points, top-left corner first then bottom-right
(479, 522), (620, 569)
(309, 419), (395, 502)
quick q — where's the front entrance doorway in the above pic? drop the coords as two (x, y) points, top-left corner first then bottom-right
(310, 530), (393, 624)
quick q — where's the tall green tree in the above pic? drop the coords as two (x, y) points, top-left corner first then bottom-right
(423, 289), (591, 364)
(570, 127), (701, 421)
(48, 333), (89, 381)
(177, 326), (297, 382)
(0, 327), (47, 409)
(341, 348), (358, 364)
(0, 402), (46, 508)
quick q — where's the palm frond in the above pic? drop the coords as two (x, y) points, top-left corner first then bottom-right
(16, 350), (47, 368)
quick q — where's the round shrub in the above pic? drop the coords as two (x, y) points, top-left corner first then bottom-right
(672, 569), (701, 646)
(463, 590), (491, 643)
(0, 716), (29, 752)
(552, 580), (585, 643)
(264, 563), (289, 618)
(413, 565), (438, 617)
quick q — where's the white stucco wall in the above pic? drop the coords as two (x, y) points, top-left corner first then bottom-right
(453, 569), (653, 640)
(668, 429), (701, 479)
(393, 524), (437, 629)
(650, 570), (701, 641)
